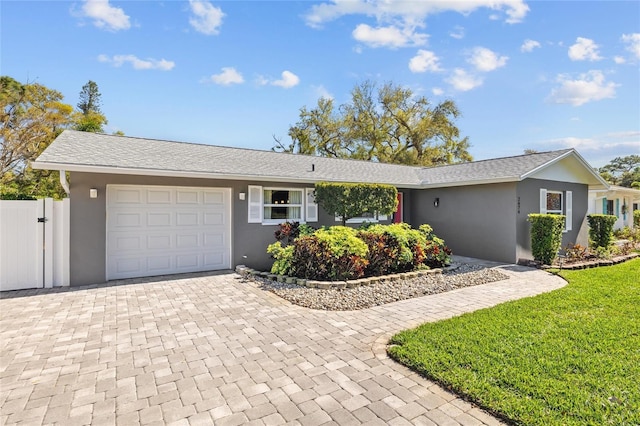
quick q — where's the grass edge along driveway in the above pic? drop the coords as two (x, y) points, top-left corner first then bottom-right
(388, 259), (640, 426)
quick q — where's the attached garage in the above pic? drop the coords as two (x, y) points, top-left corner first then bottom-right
(106, 185), (231, 280)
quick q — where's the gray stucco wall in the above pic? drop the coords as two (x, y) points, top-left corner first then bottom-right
(409, 183), (518, 263)
(515, 178), (589, 262)
(69, 173), (401, 286)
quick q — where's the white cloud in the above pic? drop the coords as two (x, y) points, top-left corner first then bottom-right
(613, 56), (626, 64)
(547, 71), (618, 106)
(432, 87), (444, 96)
(352, 24), (427, 48)
(520, 39), (541, 53)
(189, 0), (224, 35)
(205, 67), (244, 85)
(621, 33), (640, 59)
(446, 68), (483, 91)
(408, 50), (442, 73)
(272, 71), (300, 88)
(303, 0), (529, 28)
(78, 0), (130, 31)
(98, 54), (175, 70)
(449, 26), (464, 39)
(313, 85), (334, 100)
(568, 37), (602, 61)
(467, 47), (508, 72)
(540, 132), (640, 164)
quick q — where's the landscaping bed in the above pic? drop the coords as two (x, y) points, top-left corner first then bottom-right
(245, 263), (509, 311)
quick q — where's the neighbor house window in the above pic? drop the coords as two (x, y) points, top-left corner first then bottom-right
(606, 200), (614, 216)
(336, 211), (388, 224)
(263, 189), (303, 222)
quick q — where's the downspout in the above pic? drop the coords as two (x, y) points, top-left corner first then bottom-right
(59, 170), (70, 196)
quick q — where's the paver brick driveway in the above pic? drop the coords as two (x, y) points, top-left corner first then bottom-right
(1, 265), (565, 425)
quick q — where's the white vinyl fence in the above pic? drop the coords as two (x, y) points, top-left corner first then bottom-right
(0, 198), (69, 291)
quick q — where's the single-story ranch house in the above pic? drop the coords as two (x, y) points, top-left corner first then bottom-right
(588, 185), (640, 230)
(33, 130), (608, 286)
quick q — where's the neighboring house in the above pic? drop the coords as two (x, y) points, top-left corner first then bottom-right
(33, 130), (608, 286)
(588, 185), (640, 230)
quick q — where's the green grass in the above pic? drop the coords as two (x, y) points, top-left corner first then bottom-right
(388, 259), (640, 425)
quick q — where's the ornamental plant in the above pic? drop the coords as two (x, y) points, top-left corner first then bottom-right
(634, 210), (640, 228)
(587, 214), (617, 250)
(528, 214), (565, 265)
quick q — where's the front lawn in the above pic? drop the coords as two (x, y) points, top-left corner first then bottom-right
(388, 259), (640, 425)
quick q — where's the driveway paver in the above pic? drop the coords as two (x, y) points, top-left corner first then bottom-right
(0, 263), (565, 425)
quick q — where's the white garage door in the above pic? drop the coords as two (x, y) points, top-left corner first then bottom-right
(107, 185), (232, 280)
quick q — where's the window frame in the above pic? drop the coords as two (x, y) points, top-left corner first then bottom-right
(262, 187), (305, 225)
(546, 190), (563, 215)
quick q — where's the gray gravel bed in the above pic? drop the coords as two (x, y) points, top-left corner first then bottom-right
(250, 264), (509, 311)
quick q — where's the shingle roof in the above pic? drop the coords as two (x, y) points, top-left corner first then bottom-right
(33, 130), (599, 188)
(416, 149), (575, 186)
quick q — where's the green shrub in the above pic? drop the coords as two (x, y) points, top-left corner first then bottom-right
(634, 210), (640, 228)
(270, 223), (451, 280)
(314, 182), (397, 226)
(418, 225), (452, 267)
(528, 214), (566, 265)
(587, 214), (617, 249)
(267, 242), (294, 275)
(274, 221), (315, 245)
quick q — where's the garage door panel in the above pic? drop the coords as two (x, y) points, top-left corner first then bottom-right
(147, 256), (172, 272)
(204, 252), (225, 268)
(115, 212), (142, 227)
(204, 212), (224, 225)
(177, 190), (199, 204)
(107, 185), (231, 280)
(148, 212), (172, 227)
(203, 233), (224, 247)
(114, 188), (142, 204)
(176, 234), (199, 248)
(112, 257), (143, 275)
(112, 235), (142, 251)
(204, 192), (224, 205)
(147, 235), (172, 250)
(147, 189), (172, 204)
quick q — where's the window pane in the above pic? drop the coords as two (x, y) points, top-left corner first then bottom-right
(264, 206), (302, 220)
(547, 193), (562, 211)
(289, 190), (302, 204)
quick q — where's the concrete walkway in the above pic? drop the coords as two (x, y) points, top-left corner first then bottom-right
(0, 261), (565, 425)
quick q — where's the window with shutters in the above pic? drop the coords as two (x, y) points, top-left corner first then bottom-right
(540, 188), (572, 231)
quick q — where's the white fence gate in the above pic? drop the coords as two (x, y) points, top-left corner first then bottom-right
(0, 198), (69, 291)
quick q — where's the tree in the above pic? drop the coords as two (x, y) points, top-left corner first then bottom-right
(77, 80), (102, 114)
(599, 155), (640, 188)
(314, 182), (398, 226)
(1, 76), (76, 198)
(274, 81), (471, 166)
(75, 80), (107, 133)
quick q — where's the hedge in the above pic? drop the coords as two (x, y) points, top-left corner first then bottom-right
(587, 214), (617, 249)
(528, 214), (565, 265)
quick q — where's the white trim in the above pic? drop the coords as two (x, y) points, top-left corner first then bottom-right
(247, 185), (263, 223)
(565, 191), (572, 231)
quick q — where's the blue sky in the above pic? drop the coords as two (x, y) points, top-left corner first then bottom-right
(3, 0), (639, 167)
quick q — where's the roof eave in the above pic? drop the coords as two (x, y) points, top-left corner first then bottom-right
(420, 176), (518, 188)
(31, 161), (424, 188)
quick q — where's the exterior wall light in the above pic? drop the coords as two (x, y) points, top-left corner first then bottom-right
(434, 197), (439, 207)
(89, 188), (98, 198)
